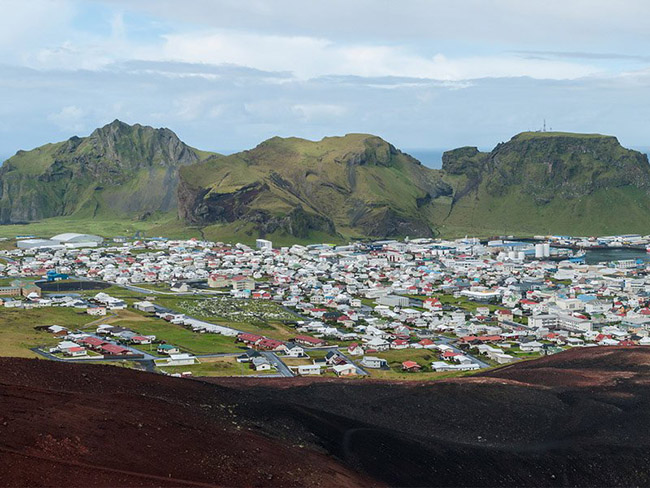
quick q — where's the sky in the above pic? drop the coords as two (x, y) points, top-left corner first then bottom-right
(2, 0), (650, 165)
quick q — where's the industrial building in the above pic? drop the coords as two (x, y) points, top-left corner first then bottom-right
(51, 233), (104, 247)
(16, 239), (62, 250)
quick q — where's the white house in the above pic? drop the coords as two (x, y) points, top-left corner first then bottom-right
(156, 354), (197, 367)
(296, 364), (321, 375)
(360, 356), (388, 369)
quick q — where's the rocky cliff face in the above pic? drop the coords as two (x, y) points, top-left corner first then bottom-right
(177, 134), (451, 239)
(0, 120), (202, 223)
(438, 132), (650, 235)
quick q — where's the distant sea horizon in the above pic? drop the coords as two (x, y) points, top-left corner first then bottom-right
(402, 149), (446, 169)
(405, 147), (650, 170)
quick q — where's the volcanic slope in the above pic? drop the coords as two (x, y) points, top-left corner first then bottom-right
(177, 134), (452, 239)
(3, 347), (650, 487)
(436, 131), (650, 235)
(0, 120), (212, 224)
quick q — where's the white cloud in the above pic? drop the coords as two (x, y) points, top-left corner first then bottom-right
(292, 103), (347, 121)
(48, 105), (86, 132)
(2, 0), (650, 158)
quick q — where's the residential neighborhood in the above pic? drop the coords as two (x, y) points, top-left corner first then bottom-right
(3, 232), (650, 379)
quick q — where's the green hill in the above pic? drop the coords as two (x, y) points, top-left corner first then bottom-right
(3, 125), (650, 241)
(435, 132), (650, 235)
(177, 134), (451, 239)
(0, 120), (212, 224)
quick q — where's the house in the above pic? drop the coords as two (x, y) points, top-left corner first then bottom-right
(431, 361), (480, 372)
(347, 343), (364, 356)
(293, 335), (327, 347)
(296, 364), (321, 375)
(237, 332), (264, 346)
(236, 349), (262, 363)
(332, 363), (357, 376)
(86, 306), (106, 316)
(402, 360), (421, 372)
(48, 325), (69, 337)
(76, 336), (106, 350)
(63, 346), (87, 357)
(157, 344), (181, 355)
(133, 301), (156, 313)
(364, 337), (390, 352)
(325, 350), (345, 365)
(360, 356), (388, 369)
(391, 339), (409, 350)
(257, 338), (285, 351)
(519, 341), (543, 353)
(100, 343), (130, 356)
(251, 356), (272, 371)
(171, 282), (191, 293)
(131, 335), (153, 345)
(156, 353), (197, 367)
(281, 342), (305, 357)
(418, 338), (436, 349)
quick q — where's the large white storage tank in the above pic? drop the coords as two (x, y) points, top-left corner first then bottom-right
(535, 244), (544, 258)
(543, 243), (551, 257)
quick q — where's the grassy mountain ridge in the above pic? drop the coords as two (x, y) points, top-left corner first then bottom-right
(178, 133), (452, 239)
(436, 131), (650, 235)
(0, 120), (213, 224)
(3, 125), (650, 240)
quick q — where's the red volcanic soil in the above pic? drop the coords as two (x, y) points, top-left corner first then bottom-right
(3, 347), (650, 487)
(0, 360), (375, 487)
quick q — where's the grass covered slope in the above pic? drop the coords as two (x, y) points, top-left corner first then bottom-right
(178, 134), (451, 239)
(0, 120), (212, 224)
(437, 131), (650, 236)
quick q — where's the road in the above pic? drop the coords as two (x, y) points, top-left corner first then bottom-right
(261, 351), (294, 377)
(335, 349), (369, 375)
(436, 336), (490, 368)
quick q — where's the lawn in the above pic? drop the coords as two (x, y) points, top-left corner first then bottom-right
(157, 356), (271, 376)
(408, 293), (506, 313)
(116, 317), (246, 355)
(0, 306), (95, 357)
(375, 348), (438, 370)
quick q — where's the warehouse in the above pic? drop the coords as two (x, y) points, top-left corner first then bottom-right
(16, 239), (62, 250)
(50, 233), (104, 248)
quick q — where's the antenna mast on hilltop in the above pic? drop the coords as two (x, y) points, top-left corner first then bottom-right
(543, 119), (546, 132)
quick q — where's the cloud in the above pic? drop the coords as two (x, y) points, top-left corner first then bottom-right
(291, 103), (347, 121)
(2, 0), (650, 159)
(514, 51), (650, 62)
(48, 105), (87, 132)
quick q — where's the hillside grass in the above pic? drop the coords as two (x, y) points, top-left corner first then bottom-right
(0, 307), (94, 357)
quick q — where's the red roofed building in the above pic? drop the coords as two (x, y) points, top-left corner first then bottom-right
(293, 335), (327, 347)
(101, 343), (130, 355)
(257, 338), (285, 350)
(237, 333), (263, 345)
(402, 361), (421, 372)
(77, 336), (106, 350)
(441, 350), (460, 359)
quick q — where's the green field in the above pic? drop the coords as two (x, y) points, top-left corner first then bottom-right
(0, 307), (95, 357)
(114, 317), (245, 355)
(156, 356), (267, 376)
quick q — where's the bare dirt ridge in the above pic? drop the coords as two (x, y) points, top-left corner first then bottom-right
(2, 346), (650, 487)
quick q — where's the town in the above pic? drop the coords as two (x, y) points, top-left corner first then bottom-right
(1, 231), (650, 380)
